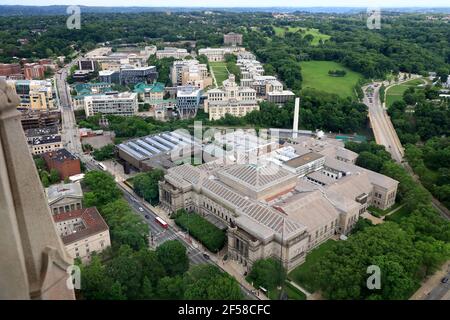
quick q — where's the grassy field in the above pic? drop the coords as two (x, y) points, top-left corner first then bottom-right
(300, 61), (362, 98)
(273, 26), (331, 45)
(385, 78), (426, 107)
(288, 240), (336, 292)
(209, 61), (229, 86)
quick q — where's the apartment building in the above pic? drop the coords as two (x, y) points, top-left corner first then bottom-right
(7, 80), (55, 110)
(52, 207), (111, 262)
(84, 92), (138, 117)
(204, 74), (259, 120)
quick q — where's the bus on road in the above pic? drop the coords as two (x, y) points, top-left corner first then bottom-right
(97, 162), (107, 171)
(155, 216), (168, 229)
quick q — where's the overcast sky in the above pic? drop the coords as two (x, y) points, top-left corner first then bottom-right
(0, 0), (449, 7)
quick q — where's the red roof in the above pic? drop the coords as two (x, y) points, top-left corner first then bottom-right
(53, 207), (109, 245)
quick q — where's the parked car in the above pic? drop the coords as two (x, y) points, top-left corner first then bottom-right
(203, 253), (210, 260)
(145, 215), (150, 219)
(139, 207), (144, 212)
(441, 277), (449, 284)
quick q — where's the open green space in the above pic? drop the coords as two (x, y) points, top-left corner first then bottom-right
(385, 78), (426, 107)
(288, 240), (336, 292)
(367, 203), (402, 218)
(273, 26), (331, 45)
(174, 210), (226, 252)
(209, 61), (229, 86)
(300, 61), (362, 98)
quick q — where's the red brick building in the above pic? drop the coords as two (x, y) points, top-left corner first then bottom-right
(42, 148), (81, 180)
(0, 63), (21, 77)
(24, 63), (45, 80)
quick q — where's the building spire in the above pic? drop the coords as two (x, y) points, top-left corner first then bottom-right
(0, 79), (74, 299)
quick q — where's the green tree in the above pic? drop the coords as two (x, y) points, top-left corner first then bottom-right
(79, 255), (126, 300)
(156, 240), (189, 277)
(49, 168), (60, 184)
(247, 258), (286, 291)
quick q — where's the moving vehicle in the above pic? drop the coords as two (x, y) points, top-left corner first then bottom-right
(441, 277), (449, 284)
(96, 162), (107, 171)
(203, 253), (210, 260)
(155, 216), (168, 229)
(138, 207), (144, 212)
(145, 215), (149, 220)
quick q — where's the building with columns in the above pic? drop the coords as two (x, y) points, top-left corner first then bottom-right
(204, 74), (259, 120)
(158, 134), (398, 271)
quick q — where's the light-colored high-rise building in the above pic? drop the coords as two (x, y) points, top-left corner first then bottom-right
(170, 59), (212, 89)
(204, 74), (259, 120)
(7, 80), (55, 110)
(84, 92), (138, 117)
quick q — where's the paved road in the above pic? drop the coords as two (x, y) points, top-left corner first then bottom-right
(425, 270), (450, 300)
(55, 53), (257, 300)
(56, 58), (83, 155)
(364, 82), (404, 163)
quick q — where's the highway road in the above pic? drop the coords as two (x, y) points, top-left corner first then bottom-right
(363, 82), (404, 163)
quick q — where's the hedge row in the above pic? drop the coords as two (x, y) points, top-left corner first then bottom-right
(174, 210), (226, 252)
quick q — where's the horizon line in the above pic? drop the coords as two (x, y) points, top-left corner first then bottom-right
(2, 4), (450, 9)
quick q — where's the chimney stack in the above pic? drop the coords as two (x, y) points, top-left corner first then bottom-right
(293, 97), (300, 138)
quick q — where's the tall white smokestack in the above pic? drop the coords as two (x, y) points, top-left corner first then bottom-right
(293, 97), (300, 138)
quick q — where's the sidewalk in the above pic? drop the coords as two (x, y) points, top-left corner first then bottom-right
(216, 259), (269, 300)
(410, 260), (450, 300)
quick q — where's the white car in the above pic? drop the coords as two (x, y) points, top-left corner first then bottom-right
(139, 207), (144, 212)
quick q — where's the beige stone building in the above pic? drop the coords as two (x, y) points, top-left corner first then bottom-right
(53, 207), (111, 262)
(204, 74), (259, 120)
(170, 59), (212, 90)
(45, 182), (83, 215)
(224, 32), (243, 46)
(159, 135), (398, 271)
(198, 47), (244, 62)
(0, 78), (74, 299)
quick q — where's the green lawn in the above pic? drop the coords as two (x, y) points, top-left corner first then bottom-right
(385, 78), (426, 107)
(273, 26), (331, 45)
(267, 282), (307, 300)
(367, 203), (402, 218)
(300, 61), (362, 98)
(288, 240), (336, 292)
(209, 61), (229, 86)
(384, 205), (411, 224)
